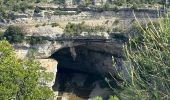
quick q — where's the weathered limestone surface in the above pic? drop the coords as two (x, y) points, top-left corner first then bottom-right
(12, 31), (125, 100)
(37, 58), (58, 87)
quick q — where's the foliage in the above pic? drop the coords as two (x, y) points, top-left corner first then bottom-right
(4, 25), (25, 43)
(0, 40), (54, 99)
(0, 0), (36, 13)
(0, 0), (163, 19)
(0, 6), (7, 18)
(64, 22), (80, 36)
(92, 96), (103, 100)
(113, 0), (125, 6)
(108, 96), (119, 100)
(3, 25), (48, 44)
(51, 22), (59, 27)
(34, 6), (41, 13)
(131, 3), (138, 10)
(35, 24), (40, 27)
(53, 0), (65, 5)
(113, 19), (120, 25)
(26, 36), (47, 45)
(113, 0), (162, 5)
(63, 22), (108, 36)
(117, 17), (170, 99)
(92, 96), (119, 100)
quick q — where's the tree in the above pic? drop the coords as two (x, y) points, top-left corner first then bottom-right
(4, 25), (25, 43)
(0, 40), (54, 99)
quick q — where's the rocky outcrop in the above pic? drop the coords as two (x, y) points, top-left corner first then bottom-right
(12, 28), (126, 99)
(37, 58), (58, 87)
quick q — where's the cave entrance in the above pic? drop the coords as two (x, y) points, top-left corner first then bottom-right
(51, 45), (116, 100)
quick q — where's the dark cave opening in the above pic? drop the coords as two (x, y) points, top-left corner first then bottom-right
(51, 46), (119, 99)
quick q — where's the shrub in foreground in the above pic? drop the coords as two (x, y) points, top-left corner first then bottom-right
(118, 18), (170, 99)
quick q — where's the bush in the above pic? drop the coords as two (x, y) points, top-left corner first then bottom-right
(113, 0), (124, 6)
(34, 6), (41, 13)
(35, 24), (40, 27)
(0, 31), (3, 40)
(92, 96), (103, 100)
(26, 36), (46, 45)
(114, 19), (120, 25)
(0, 6), (7, 18)
(63, 22), (79, 36)
(131, 3), (138, 10)
(51, 23), (59, 27)
(63, 22), (107, 36)
(117, 18), (170, 99)
(4, 25), (25, 43)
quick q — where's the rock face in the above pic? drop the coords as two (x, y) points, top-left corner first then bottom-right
(37, 58), (58, 87)
(51, 46), (115, 76)
(50, 43), (124, 99)
(13, 35), (125, 99)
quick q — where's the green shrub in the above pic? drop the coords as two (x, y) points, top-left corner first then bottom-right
(26, 36), (46, 45)
(113, 0), (124, 6)
(63, 22), (107, 36)
(19, 2), (28, 12)
(35, 24), (40, 27)
(92, 96), (103, 100)
(0, 31), (3, 40)
(4, 25), (25, 43)
(0, 6), (7, 18)
(51, 23), (59, 27)
(42, 23), (46, 26)
(108, 96), (119, 100)
(35, 0), (41, 3)
(114, 19), (120, 25)
(131, 3), (138, 10)
(117, 18), (170, 99)
(64, 22), (79, 36)
(34, 6), (41, 13)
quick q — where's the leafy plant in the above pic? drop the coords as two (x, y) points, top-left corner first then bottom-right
(27, 36), (46, 45)
(34, 6), (41, 13)
(92, 96), (103, 100)
(35, 24), (40, 27)
(108, 96), (119, 100)
(114, 19), (120, 25)
(4, 25), (25, 43)
(117, 17), (170, 99)
(63, 22), (107, 36)
(51, 22), (59, 27)
(0, 40), (54, 99)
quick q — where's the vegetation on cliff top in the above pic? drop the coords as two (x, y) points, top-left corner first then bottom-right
(0, 0), (163, 19)
(63, 22), (109, 36)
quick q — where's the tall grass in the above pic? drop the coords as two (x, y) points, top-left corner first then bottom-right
(118, 17), (170, 99)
